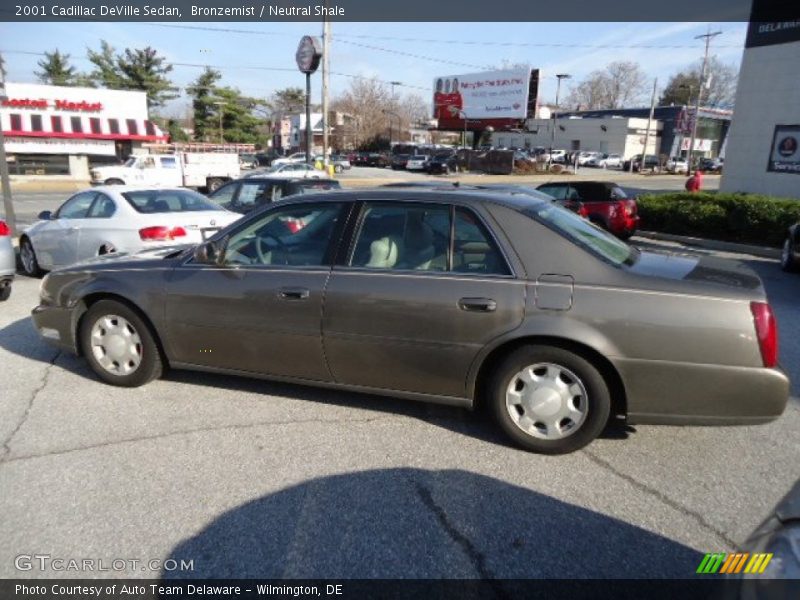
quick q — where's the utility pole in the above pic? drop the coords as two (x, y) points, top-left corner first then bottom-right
(549, 73), (570, 168)
(388, 81), (401, 148)
(0, 53), (17, 236)
(321, 13), (330, 168)
(641, 77), (658, 173)
(688, 29), (722, 171)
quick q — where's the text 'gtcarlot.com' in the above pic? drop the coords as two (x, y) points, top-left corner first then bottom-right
(14, 554), (194, 573)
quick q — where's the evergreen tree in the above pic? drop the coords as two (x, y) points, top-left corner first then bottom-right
(35, 50), (77, 86)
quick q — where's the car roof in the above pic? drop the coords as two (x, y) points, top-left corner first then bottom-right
(275, 187), (550, 213)
(86, 185), (199, 194)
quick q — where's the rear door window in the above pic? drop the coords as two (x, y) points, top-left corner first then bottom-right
(349, 203), (511, 276)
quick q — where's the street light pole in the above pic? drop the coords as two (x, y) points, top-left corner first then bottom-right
(388, 81), (401, 147)
(457, 110), (469, 150)
(550, 73), (571, 168)
(0, 53), (17, 236)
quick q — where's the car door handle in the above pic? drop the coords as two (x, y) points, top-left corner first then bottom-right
(278, 287), (310, 300)
(458, 297), (497, 312)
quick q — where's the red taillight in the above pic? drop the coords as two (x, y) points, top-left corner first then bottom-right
(0, 221), (9, 236)
(139, 226), (187, 241)
(578, 206), (589, 218)
(750, 302), (778, 368)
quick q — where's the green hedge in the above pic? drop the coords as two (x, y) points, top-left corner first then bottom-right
(637, 192), (800, 247)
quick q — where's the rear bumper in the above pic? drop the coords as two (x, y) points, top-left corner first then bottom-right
(613, 357), (790, 425)
(31, 304), (80, 354)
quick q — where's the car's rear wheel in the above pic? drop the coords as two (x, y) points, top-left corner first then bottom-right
(80, 300), (163, 387)
(334, 164), (343, 173)
(489, 345), (611, 454)
(0, 283), (10, 301)
(781, 236), (797, 272)
(19, 237), (43, 277)
(104, 178), (124, 185)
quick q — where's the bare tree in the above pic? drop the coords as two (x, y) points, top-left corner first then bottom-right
(659, 56), (738, 109)
(332, 78), (430, 148)
(565, 61), (649, 110)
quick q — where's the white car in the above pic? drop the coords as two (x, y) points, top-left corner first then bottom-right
(587, 153), (623, 169)
(576, 151), (602, 166)
(666, 157), (689, 174)
(270, 152), (308, 167)
(405, 155), (429, 171)
(19, 186), (242, 276)
(258, 163), (330, 179)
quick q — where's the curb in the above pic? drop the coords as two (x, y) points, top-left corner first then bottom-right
(635, 230), (781, 259)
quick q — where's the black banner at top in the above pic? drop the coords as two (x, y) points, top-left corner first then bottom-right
(745, 0), (800, 47)
(0, 0), (780, 22)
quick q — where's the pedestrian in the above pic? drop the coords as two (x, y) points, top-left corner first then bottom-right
(685, 169), (703, 193)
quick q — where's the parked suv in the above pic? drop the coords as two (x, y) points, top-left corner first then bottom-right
(623, 154), (660, 172)
(537, 181), (639, 239)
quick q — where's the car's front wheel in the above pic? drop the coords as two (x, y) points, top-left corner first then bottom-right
(80, 300), (163, 387)
(19, 237), (43, 277)
(489, 345), (611, 454)
(781, 236), (797, 272)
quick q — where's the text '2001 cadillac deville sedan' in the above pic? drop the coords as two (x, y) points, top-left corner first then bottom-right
(32, 189), (789, 454)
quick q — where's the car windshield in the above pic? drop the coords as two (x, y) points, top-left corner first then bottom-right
(123, 189), (222, 213)
(123, 157), (137, 167)
(524, 202), (636, 266)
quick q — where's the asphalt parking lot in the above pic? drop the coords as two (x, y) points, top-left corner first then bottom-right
(0, 227), (798, 579)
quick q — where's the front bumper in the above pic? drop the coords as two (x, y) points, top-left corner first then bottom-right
(31, 304), (80, 354)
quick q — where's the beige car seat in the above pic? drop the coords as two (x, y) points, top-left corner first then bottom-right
(366, 236), (403, 268)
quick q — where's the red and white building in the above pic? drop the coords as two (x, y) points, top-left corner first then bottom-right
(1, 82), (166, 179)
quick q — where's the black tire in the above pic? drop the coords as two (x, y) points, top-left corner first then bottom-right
(489, 345), (611, 454)
(104, 178), (124, 185)
(19, 236), (43, 277)
(80, 299), (164, 387)
(781, 236), (797, 272)
(207, 178), (224, 193)
(0, 284), (10, 301)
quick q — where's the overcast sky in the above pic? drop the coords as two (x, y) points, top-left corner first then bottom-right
(1, 21), (748, 116)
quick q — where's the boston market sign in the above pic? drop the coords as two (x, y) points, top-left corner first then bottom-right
(1, 97), (103, 112)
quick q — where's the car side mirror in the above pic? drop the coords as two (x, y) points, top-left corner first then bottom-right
(38, 210), (53, 220)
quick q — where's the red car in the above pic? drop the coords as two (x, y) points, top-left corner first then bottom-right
(537, 181), (639, 239)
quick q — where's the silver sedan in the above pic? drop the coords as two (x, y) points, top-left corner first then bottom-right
(19, 186), (242, 276)
(0, 219), (14, 301)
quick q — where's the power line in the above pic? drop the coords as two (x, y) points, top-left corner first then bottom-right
(143, 22), (742, 50)
(0, 49), (432, 93)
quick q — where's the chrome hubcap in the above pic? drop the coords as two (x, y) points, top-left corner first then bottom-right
(505, 363), (588, 440)
(90, 315), (142, 376)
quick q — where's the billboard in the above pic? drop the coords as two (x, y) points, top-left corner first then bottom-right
(433, 68), (538, 130)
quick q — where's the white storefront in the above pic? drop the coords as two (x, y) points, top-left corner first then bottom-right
(721, 15), (800, 198)
(492, 116), (661, 159)
(1, 82), (166, 179)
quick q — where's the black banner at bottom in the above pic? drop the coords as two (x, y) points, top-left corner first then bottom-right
(3, 579), (800, 600)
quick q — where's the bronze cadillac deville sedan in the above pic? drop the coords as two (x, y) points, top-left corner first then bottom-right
(32, 189), (789, 454)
